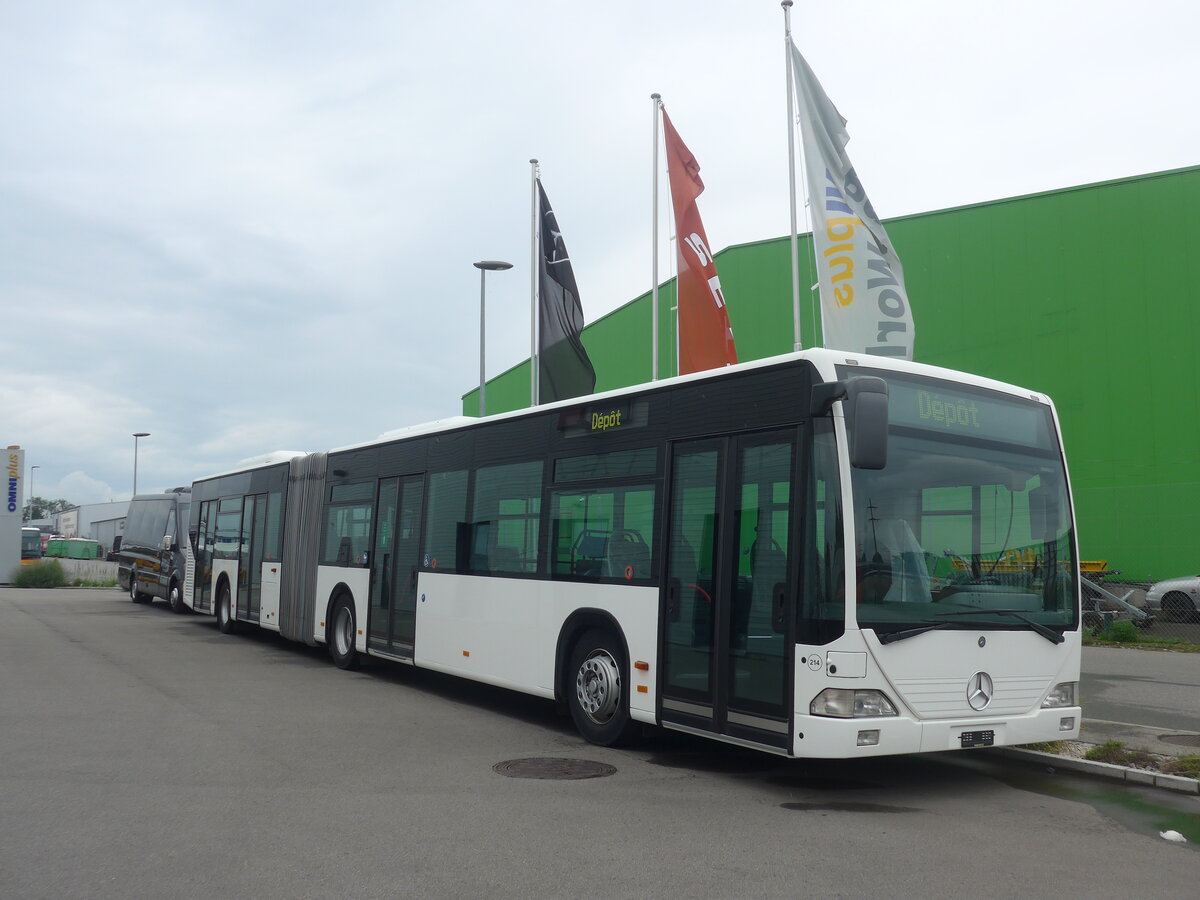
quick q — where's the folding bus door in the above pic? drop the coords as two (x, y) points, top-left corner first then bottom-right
(237, 493), (268, 622)
(368, 474), (425, 657)
(661, 430), (796, 750)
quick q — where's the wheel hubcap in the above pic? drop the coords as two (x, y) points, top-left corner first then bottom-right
(336, 607), (353, 656)
(576, 649), (620, 724)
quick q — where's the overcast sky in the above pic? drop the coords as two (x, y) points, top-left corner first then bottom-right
(3, 0), (1197, 507)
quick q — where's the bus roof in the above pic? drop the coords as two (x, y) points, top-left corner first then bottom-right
(329, 348), (1054, 455)
(194, 451), (309, 483)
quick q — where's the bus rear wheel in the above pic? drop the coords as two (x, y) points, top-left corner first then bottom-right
(216, 583), (236, 634)
(567, 629), (636, 747)
(129, 568), (150, 604)
(329, 595), (359, 670)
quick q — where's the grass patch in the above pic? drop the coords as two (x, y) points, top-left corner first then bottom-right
(1084, 739), (1158, 768)
(1083, 632), (1200, 652)
(11, 560), (67, 588)
(1161, 755), (1200, 779)
(1082, 622), (1200, 652)
(1100, 621), (1140, 642)
(1023, 740), (1070, 753)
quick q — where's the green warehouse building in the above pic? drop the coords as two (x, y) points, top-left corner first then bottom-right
(465, 165), (1200, 583)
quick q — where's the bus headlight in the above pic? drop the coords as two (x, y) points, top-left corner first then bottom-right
(810, 688), (898, 718)
(1041, 682), (1077, 708)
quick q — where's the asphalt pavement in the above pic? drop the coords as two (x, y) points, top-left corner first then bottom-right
(1079, 645), (1200, 759)
(2, 587), (1198, 900)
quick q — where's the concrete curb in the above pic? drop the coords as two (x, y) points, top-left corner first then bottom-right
(991, 747), (1200, 795)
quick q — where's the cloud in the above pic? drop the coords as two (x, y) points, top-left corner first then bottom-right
(2, 0), (1198, 518)
(51, 471), (122, 506)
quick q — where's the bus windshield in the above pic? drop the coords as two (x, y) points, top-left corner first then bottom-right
(843, 371), (1077, 640)
(21, 529), (42, 559)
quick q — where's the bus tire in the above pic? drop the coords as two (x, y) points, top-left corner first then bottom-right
(328, 595), (359, 670)
(567, 628), (636, 747)
(129, 567), (150, 604)
(167, 580), (186, 614)
(216, 582), (237, 634)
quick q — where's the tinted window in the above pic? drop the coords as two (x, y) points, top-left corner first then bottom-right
(323, 483), (374, 567)
(551, 485), (655, 581)
(470, 461), (543, 574)
(423, 470), (468, 572)
(215, 497), (243, 560)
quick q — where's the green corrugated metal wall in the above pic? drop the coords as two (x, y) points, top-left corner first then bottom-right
(465, 166), (1200, 581)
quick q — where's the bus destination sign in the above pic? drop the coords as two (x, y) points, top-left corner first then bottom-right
(559, 399), (644, 439)
(888, 380), (1047, 447)
(839, 367), (1052, 449)
(589, 403), (628, 433)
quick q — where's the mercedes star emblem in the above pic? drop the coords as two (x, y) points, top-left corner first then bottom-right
(967, 671), (994, 711)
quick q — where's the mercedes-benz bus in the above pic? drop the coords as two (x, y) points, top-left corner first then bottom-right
(118, 489), (192, 613)
(181, 349), (1080, 758)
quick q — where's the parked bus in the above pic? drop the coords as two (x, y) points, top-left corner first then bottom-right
(20, 527), (43, 565)
(118, 489), (192, 613)
(183, 349), (1081, 758)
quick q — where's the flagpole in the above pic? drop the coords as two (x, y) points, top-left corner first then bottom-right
(530, 158), (540, 407)
(782, 1), (802, 352)
(651, 92), (661, 381)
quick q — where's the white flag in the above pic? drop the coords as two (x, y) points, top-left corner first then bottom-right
(791, 43), (914, 360)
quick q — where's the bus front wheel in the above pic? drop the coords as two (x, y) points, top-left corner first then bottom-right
(567, 629), (636, 747)
(168, 580), (186, 614)
(328, 595), (359, 670)
(216, 583), (236, 634)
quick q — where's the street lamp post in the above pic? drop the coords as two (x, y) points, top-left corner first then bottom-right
(473, 260), (513, 417)
(132, 432), (150, 496)
(29, 465), (38, 518)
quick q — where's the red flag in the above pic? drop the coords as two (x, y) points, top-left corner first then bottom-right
(661, 105), (737, 375)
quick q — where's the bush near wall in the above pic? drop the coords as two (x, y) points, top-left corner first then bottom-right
(12, 560), (67, 588)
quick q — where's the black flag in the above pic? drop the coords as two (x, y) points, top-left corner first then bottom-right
(537, 178), (596, 402)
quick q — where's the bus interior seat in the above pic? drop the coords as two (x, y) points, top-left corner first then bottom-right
(571, 530), (609, 577)
(489, 545), (522, 573)
(604, 529), (649, 579)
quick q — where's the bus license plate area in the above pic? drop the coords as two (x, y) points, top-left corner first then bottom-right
(959, 729), (995, 749)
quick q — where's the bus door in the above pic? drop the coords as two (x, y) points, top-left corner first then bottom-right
(661, 430), (796, 750)
(368, 474), (426, 656)
(237, 493), (269, 621)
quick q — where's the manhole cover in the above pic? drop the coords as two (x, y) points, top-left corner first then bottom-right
(1159, 733), (1200, 748)
(493, 757), (616, 780)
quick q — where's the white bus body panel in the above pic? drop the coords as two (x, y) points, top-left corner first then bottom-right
(260, 561), (282, 632)
(793, 629), (1081, 758)
(313, 565), (371, 649)
(414, 572), (660, 722)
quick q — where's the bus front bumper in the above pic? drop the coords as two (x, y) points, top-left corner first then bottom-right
(793, 706), (1082, 759)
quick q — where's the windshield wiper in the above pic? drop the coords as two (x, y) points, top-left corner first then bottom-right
(934, 609), (1065, 644)
(876, 621), (957, 645)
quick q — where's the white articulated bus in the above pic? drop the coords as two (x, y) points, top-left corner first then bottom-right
(183, 349), (1081, 758)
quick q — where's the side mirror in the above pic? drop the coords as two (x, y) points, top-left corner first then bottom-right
(162, 534), (174, 552)
(810, 375), (889, 469)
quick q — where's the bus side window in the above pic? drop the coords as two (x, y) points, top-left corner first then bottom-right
(470, 461), (543, 575)
(550, 486), (655, 581)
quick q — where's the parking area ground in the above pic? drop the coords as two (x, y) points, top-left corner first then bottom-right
(2, 588), (1197, 899)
